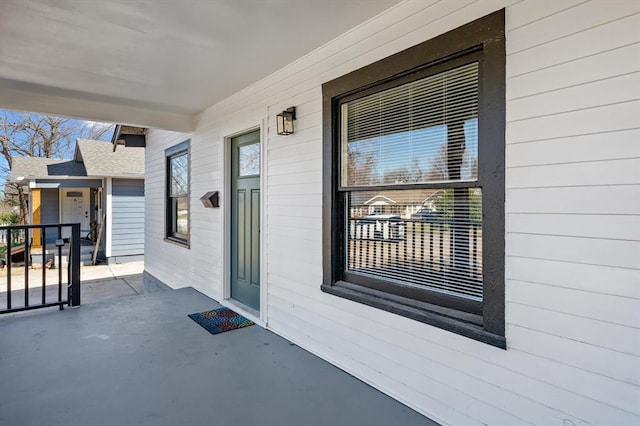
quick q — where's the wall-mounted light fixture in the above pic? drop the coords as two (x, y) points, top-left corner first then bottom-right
(276, 106), (296, 135)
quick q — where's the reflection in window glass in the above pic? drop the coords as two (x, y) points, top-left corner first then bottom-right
(345, 188), (483, 300)
(166, 142), (190, 244)
(170, 153), (189, 196)
(239, 143), (260, 176)
(339, 62), (484, 302)
(342, 62), (478, 187)
(175, 197), (189, 236)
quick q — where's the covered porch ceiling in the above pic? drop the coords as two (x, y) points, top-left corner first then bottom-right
(0, 0), (399, 132)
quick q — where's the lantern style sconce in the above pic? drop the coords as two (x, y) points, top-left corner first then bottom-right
(276, 107), (296, 135)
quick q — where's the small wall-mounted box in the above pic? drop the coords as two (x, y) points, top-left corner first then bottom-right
(200, 191), (219, 208)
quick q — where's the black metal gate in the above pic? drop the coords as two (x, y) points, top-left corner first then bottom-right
(0, 223), (81, 314)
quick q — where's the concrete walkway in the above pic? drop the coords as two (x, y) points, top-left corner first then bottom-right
(0, 261), (145, 311)
(0, 285), (435, 426)
(79, 260), (144, 281)
(76, 261), (145, 304)
(0, 260), (144, 292)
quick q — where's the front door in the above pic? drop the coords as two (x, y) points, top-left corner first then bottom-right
(61, 188), (90, 238)
(230, 130), (261, 311)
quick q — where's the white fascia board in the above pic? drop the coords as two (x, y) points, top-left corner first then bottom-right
(97, 175), (145, 179)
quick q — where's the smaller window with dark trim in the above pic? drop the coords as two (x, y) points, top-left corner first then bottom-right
(165, 140), (190, 245)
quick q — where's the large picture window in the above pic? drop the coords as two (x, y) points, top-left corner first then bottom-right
(322, 11), (505, 347)
(166, 140), (190, 245)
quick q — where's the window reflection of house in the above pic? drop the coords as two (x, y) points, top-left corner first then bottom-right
(351, 189), (446, 219)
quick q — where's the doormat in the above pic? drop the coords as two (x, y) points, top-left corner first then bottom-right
(188, 307), (254, 335)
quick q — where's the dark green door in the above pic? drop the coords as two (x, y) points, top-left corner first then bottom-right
(231, 130), (261, 310)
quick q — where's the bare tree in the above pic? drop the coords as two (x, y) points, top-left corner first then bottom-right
(346, 149), (376, 186)
(426, 143), (448, 181)
(0, 112), (114, 223)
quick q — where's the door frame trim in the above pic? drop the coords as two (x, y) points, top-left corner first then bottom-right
(223, 123), (267, 324)
(59, 187), (90, 231)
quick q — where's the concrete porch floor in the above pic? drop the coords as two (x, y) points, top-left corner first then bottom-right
(0, 283), (436, 425)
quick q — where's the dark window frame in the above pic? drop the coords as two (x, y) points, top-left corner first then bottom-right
(165, 140), (190, 247)
(321, 10), (505, 348)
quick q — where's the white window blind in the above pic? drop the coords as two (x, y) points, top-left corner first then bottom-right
(346, 189), (483, 300)
(342, 62), (478, 187)
(341, 62), (483, 301)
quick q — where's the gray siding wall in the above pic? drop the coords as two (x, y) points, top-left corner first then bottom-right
(40, 188), (60, 243)
(111, 179), (144, 257)
(40, 188), (59, 225)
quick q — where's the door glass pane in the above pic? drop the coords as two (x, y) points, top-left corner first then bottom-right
(239, 143), (260, 176)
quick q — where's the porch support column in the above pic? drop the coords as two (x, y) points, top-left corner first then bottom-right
(105, 178), (112, 258)
(31, 188), (41, 248)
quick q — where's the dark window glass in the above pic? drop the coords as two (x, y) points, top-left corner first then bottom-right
(166, 142), (189, 244)
(340, 63), (483, 303)
(170, 153), (189, 196)
(342, 63), (478, 187)
(345, 188), (482, 301)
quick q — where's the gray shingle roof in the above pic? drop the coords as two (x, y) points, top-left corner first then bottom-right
(9, 139), (144, 182)
(10, 157), (87, 181)
(76, 139), (144, 176)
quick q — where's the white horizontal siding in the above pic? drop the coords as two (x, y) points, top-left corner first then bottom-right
(507, 186), (640, 215)
(507, 43), (640, 100)
(507, 158), (639, 188)
(507, 280), (639, 329)
(506, 129), (640, 166)
(144, 1), (640, 425)
(507, 101), (640, 144)
(507, 256), (639, 299)
(508, 303), (640, 356)
(507, 213), (640, 241)
(507, 233), (639, 269)
(508, 73), (640, 122)
(507, 11), (640, 77)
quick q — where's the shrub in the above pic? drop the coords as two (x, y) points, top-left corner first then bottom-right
(0, 212), (20, 225)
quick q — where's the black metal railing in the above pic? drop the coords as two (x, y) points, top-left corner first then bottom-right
(0, 223), (81, 315)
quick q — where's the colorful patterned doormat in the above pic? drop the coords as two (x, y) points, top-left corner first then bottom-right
(188, 307), (254, 335)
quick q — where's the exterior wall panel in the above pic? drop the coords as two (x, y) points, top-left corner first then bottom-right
(144, 1), (640, 424)
(40, 188), (59, 225)
(111, 178), (145, 257)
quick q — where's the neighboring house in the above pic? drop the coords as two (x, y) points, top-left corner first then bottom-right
(1, 1), (638, 425)
(9, 127), (145, 263)
(358, 190), (447, 217)
(363, 194), (398, 216)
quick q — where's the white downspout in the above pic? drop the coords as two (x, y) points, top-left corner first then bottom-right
(105, 177), (112, 258)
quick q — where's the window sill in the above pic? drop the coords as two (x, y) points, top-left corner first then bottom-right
(321, 281), (506, 349)
(163, 237), (190, 249)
